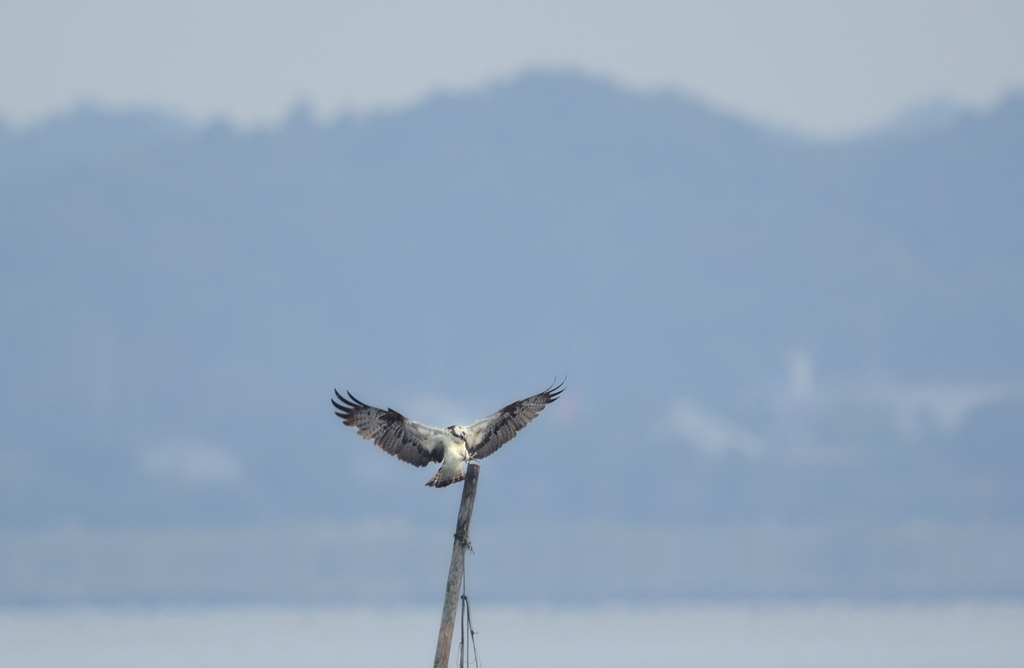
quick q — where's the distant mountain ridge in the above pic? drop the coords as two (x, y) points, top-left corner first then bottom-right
(1, 73), (1023, 601)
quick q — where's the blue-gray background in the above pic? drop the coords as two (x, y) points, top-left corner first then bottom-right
(2, 74), (1022, 604)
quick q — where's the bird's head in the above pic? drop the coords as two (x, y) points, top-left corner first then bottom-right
(446, 425), (469, 442)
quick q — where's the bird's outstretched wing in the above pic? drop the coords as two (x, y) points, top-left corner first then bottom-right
(332, 391), (445, 467)
(465, 380), (564, 459)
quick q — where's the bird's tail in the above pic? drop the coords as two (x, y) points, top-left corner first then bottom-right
(426, 465), (466, 488)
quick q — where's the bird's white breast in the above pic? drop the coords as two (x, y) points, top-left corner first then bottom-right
(439, 433), (468, 462)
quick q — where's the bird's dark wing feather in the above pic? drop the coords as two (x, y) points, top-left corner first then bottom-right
(332, 390), (445, 466)
(465, 380), (564, 459)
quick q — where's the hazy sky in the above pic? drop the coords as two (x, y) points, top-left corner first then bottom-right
(2, 1), (1024, 139)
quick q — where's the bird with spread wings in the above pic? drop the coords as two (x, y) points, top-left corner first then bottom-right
(332, 381), (564, 487)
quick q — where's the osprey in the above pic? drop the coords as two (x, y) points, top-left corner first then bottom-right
(332, 381), (564, 487)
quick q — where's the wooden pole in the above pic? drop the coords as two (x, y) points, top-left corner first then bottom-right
(433, 463), (480, 668)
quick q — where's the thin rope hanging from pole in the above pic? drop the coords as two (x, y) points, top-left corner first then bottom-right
(458, 559), (481, 668)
